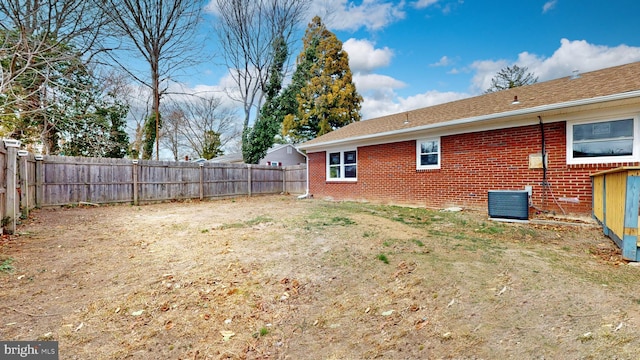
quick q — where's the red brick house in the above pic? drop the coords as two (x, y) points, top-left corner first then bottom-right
(298, 62), (640, 215)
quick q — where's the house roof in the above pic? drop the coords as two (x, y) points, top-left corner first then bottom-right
(210, 144), (307, 163)
(209, 152), (244, 163)
(299, 61), (640, 150)
(266, 143), (308, 157)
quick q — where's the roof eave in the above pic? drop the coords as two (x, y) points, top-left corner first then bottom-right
(298, 90), (640, 151)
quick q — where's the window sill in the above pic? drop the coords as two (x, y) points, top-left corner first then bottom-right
(326, 179), (358, 183)
(567, 161), (640, 169)
(416, 167), (441, 172)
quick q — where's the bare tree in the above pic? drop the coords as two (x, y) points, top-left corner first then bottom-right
(160, 108), (187, 160)
(0, 0), (109, 153)
(162, 95), (240, 160)
(485, 65), (538, 93)
(98, 0), (203, 159)
(212, 0), (309, 134)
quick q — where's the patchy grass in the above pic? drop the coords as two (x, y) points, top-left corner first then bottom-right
(1, 196), (639, 360)
(218, 215), (274, 229)
(376, 253), (390, 264)
(0, 257), (14, 273)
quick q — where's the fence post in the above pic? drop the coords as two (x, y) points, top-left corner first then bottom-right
(199, 162), (204, 200)
(282, 167), (286, 194)
(35, 155), (44, 208)
(18, 150), (29, 218)
(132, 160), (139, 205)
(247, 164), (252, 197)
(3, 139), (20, 234)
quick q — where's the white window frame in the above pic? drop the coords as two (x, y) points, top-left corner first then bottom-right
(416, 137), (441, 170)
(326, 149), (357, 182)
(566, 115), (639, 165)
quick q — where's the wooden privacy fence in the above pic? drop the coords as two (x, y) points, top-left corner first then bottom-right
(0, 141), (307, 234)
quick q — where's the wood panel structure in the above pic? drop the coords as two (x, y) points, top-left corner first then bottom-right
(37, 157), (305, 206)
(2, 140), (20, 233)
(591, 167), (640, 261)
(284, 165), (307, 194)
(1, 152), (307, 233)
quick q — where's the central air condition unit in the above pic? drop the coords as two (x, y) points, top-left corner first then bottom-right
(488, 190), (529, 220)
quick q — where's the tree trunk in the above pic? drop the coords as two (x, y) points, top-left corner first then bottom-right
(152, 60), (160, 160)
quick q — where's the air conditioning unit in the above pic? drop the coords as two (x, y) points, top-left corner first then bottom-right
(488, 190), (529, 220)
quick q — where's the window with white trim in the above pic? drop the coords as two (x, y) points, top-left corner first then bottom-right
(567, 116), (639, 164)
(416, 138), (441, 170)
(327, 150), (357, 181)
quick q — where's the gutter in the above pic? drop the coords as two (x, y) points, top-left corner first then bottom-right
(297, 151), (311, 199)
(298, 90), (640, 151)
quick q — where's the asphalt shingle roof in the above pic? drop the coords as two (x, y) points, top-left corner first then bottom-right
(301, 61), (640, 148)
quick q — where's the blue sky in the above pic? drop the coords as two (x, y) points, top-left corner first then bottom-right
(185, 0), (640, 122)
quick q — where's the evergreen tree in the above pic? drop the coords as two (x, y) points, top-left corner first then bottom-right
(242, 36), (288, 164)
(101, 97), (130, 158)
(60, 90), (130, 158)
(202, 130), (224, 159)
(282, 16), (362, 142)
(0, 29), (130, 157)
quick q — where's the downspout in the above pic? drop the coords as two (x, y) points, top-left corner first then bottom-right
(297, 152), (310, 199)
(538, 116), (547, 186)
(538, 116), (566, 214)
(538, 116), (549, 210)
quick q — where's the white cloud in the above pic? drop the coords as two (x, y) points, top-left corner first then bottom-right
(353, 73), (406, 93)
(308, 0), (406, 31)
(469, 39), (640, 94)
(203, 1), (218, 15)
(205, 0), (405, 31)
(468, 59), (508, 93)
(399, 90), (469, 112)
(163, 74), (240, 111)
(522, 39), (640, 80)
(343, 38), (394, 73)
(360, 89), (469, 119)
(412, 0), (439, 9)
(542, 0), (557, 14)
(430, 56), (452, 67)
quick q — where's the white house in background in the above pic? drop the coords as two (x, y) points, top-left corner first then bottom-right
(210, 144), (306, 166)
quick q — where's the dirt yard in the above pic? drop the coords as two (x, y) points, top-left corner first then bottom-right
(1, 196), (639, 359)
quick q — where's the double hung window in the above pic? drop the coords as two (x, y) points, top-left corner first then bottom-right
(416, 138), (441, 170)
(327, 150), (357, 181)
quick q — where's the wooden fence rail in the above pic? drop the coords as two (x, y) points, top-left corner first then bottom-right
(1, 143), (307, 234)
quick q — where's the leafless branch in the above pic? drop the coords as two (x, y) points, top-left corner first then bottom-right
(212, 0), (309, 133)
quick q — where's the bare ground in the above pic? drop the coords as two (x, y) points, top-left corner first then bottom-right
(1, 195), (639, 359)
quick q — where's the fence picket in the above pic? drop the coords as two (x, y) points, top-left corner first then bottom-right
(35, 157), (306, 206)
(1, 152), (307, 233)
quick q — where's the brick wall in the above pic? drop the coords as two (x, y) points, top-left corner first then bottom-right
(308, 122), (639, 214)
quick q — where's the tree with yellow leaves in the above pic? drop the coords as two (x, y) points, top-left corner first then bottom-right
(282, 16), (362, 142)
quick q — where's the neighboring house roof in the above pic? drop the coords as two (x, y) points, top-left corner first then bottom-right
(209, 152), (244, 163)
(299, 61), (640, 151)
(210, 144), (306, 164)
(265, 143), (307, 157)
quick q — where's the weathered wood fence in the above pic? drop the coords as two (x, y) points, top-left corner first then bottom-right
(1, 140), (307, 234)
